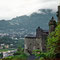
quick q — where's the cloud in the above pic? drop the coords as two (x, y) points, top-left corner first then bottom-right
(0, 0), (58, 20)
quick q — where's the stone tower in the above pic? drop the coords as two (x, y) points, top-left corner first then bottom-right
(57, 5), (60, 23)
(49, 17), (57, 33)
(36, 27), (43, 38)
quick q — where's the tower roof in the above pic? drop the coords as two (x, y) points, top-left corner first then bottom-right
(36, 26), (43, 31)
(49, 17), (56, 25)
(37, 26), (40, 29)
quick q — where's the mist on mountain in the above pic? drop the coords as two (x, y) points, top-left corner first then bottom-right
(0, 9), (57, 36)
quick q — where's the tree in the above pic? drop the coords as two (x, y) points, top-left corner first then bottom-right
(47, 24), (60, 58)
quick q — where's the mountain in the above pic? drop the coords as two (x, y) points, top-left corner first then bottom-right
(0, 9), (57, 37)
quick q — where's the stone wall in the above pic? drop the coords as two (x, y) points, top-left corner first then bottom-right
(24, 37), (37, 53)
(24, 36), (46, 53)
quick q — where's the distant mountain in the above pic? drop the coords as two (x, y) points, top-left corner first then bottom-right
(0, 9), (57, 36)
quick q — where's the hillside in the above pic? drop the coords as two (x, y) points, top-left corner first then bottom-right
(0, 9), (57, 37)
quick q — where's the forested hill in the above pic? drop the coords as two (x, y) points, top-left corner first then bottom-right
(0, 9), (57, 35)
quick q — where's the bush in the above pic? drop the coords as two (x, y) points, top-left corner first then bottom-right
(39, 57), (45, 60)
(11, 54), (28, 60)
(32, 49), (41, 57)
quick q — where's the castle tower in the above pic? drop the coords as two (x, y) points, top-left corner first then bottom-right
(49, 17), (57, 33)
(57, 4), (60, 23)
(36, 27), (43, 38)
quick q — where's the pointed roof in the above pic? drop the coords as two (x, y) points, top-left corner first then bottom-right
(49, 17), (56, 25)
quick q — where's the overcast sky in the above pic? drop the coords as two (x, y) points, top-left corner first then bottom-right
(0, 0), (59, 20)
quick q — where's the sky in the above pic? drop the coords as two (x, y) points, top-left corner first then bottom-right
(0, 0), (59, 20)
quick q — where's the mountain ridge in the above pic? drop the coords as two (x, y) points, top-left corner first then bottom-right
(0, 9), (57, 37)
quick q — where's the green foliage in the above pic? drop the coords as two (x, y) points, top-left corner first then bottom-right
(1, 53), (28, 60)
(17, 46), (24, 52)
(32, 49), (41, 57)
(46, 33), (56, 58)
(17, 39), (24, 48)
(34, 24), (60, 59)
(12, 53), (27, 60)
(39, 57), (45, 60)
(44, 51), (55, 58)
(47, 32), (56, 48)
(0, 49), (15, 52)
(46, 24), (60, 58)
(14, 46), (24, 56)
(0, 49), (8, 52)
(0, 36), (24, 49)
(3, 56), (14, 60)
(55, 24), (60, 39)
(0, 53), (3, 58)
(0, 36), (18, 48)
(1, 46), (28, 60)
(32, 49), (46, 59)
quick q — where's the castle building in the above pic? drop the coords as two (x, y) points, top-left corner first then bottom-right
(24, 16), (57, 54)
(24, 5), (60, 54)
(24, 27), (48, 54)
